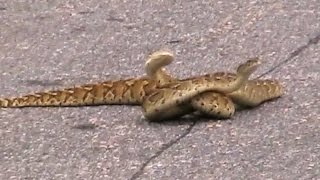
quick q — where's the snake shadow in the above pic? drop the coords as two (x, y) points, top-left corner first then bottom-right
(138, 113), (231, 127)
(137, 105), (266, 127)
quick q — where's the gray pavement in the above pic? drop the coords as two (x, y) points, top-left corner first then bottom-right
(0, 1), (319, 180)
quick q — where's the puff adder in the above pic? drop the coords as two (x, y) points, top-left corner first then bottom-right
(142, 52), (284, 121)
(0, 50), (284, 122)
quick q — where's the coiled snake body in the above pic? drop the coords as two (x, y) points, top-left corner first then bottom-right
(0, 51), (284, 121)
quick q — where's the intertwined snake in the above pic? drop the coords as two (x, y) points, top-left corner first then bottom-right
(0, 51), (284, 121)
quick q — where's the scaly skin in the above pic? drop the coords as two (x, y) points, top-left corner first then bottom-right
(0, 52), (175, 107)
(0, 50), (284, 122)
(142, 59), (261, 121)
(0, 78), (155, 107)
(227, 79), (284, 107)
(145, 52), (284, 120)
(189, 76), (284, 118)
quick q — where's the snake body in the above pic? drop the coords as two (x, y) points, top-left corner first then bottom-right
(142, 58), (261, 121)
(0, 52), (174, 108)
(0, 51), (284, 121)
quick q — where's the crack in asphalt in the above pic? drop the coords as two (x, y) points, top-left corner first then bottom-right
(258, 33), (320, 78)
(129, 33), (320, 180)
(130, 121), (196, 180)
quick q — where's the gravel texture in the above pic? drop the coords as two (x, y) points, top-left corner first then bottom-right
(0, 1), (319, 180)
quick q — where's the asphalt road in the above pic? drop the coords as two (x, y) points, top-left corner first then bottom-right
(0, 1), (319, 180)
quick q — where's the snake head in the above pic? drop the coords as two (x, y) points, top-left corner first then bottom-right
(236, 58), (262, 76)
(145, 50), (175, 77)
